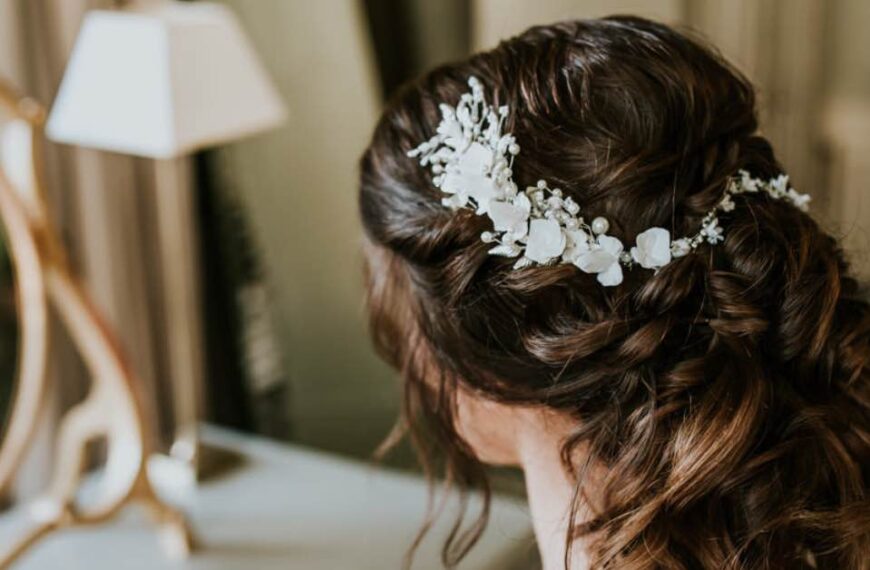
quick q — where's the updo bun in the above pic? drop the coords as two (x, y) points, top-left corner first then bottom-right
(360, 16), (869, 569)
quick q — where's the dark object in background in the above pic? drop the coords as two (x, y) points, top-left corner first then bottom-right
(194, 153), (291, 440)
(0, 236), (16, 437)
(362, 0), (471, 99)
(362, 0), (417, 99)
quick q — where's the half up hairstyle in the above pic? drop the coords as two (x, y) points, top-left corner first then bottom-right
(359, 16), (870, 570)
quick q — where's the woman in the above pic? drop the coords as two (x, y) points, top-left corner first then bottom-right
(358, 16), (869, 569)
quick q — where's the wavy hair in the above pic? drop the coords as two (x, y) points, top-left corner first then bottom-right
(358, 16), (870, 569)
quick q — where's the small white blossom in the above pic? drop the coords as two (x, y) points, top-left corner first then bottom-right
(440, 142), (499, 214)
(563, 197), (580, 215)
(489, 244), (522, 257)
(671, 238), (692, 258)
(787, 188), (811, 211)
(701, 218), (724, 244)
(575, 235), (624, 286)
(562, 229), (591, 263)
(738, 170), (760, 193)
(512, 256), (533, 270)
(768, 174), (789, 198)
(436, 115), (463, 149)
(441, 171), (497, 213)
(719, 194), (736, 212)
(525, 219), (566, 263)
(487, 193), (530, 240)
(630, 227), (672, 270)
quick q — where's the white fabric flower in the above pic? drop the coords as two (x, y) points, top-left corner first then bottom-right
(719, 194), (736, 212)
(630, 227), (672, 270)
(487, 193), (530, 240)
(561, 228), (591, 264)
(701, 218), (724, 244)
(738, 170), (760, 193)
(787, 188), (811, 211)
(769, 174), (789, 198)
(671, 238), (692, 258)
(524, 219), (565, 264)
(440, 142), (499, 213)
(460, 142), (494, 173)
(575, 235), (624, 286)
(439, 173), (467, 203)
(436, 111), (463, 148)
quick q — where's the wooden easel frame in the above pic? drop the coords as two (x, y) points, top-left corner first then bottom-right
(0, 80), (193, 568)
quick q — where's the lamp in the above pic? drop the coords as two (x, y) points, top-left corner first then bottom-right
(44, 0), (287, 503)
(47, 0), (286, 157)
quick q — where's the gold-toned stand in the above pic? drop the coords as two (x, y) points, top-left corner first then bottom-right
(0, 80), (194, 568)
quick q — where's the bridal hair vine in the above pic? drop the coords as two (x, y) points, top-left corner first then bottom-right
(407, 76), (811, 287)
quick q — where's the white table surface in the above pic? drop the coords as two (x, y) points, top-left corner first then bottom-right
(0, 426), (537, 569)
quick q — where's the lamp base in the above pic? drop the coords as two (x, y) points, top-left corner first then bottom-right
(149, 439), (246, 503)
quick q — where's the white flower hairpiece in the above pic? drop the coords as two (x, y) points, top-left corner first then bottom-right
(407, 77), (811, 287)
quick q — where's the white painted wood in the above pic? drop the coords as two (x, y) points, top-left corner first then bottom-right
(0, 100), (49, 503)
(0, 79), (193, 570)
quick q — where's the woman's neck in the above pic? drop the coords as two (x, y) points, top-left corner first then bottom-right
(515, 413), (597, 570)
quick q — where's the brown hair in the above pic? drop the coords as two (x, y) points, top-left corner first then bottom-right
(358, 16), (870, 569)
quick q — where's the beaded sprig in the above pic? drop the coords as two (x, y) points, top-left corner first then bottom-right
(408, 77), (811, 286)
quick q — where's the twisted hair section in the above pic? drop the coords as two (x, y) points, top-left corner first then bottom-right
(359, 16), (870, 569)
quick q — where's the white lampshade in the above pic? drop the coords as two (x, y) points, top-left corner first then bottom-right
(46, 0), (287, 159)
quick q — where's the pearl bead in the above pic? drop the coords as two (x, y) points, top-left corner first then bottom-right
(591, 216), (610, 235)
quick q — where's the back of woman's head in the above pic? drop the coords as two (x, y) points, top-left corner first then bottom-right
(358, 16), (870, 570)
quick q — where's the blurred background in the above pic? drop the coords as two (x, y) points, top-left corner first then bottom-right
(0, 0), (867, 507)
